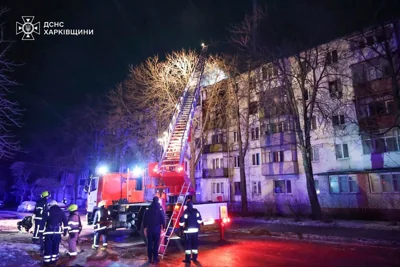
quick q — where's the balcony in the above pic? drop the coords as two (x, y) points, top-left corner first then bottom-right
(260, 132), (296, 147)
(202, 168), (229, 178)
(261, 161), (299, 176)
(203, 143), (228, 153)
(354, 77), (396, 98)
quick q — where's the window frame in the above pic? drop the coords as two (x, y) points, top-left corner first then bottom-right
(274, 180), (292, 194)
(369, 173), (400, 193)
(252, 181), (262, 195)
(329, 175), (359, 194)
(335, 143), (349, 159)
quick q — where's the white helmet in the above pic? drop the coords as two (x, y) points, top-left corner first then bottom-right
(98, 200), (106, 207)
(48, 200), (58, 207)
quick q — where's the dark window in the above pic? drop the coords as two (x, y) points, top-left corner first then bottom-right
(271, 151), (284, 162)
(366, 35), (374, 46)
(311, 116), (317, 130)
(326, 50), (338, 64)
(234, 182), (241, 195)
(249, 102), (258, 115)
(274, 180), (292, 194)
(332, 115), (345, 126)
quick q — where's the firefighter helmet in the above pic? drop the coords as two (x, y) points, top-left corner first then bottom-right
(41, 191), (50, 198)
(48, 200), (58, 207)
(68, 204), (78, 212)
(98, 200), (106, 207)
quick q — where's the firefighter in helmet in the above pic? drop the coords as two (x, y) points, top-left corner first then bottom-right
(92, 200), (111, 250)
(40, 200), (68, 266)
(33, 190), (50, 252)
(179, 199), (203, 263)
(66, 204), (82, 256)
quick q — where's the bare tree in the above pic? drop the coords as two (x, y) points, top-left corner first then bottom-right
(10, 161), (32, 204)
(229, 7), (355, 219)
(0, 8), (22, 159)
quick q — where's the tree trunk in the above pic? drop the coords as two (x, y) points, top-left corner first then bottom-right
(301, 148), (322, 220)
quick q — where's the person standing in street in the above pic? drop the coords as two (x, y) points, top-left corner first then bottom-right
(66, 204), (82, 257)
(179, 199), (202, 263)
(39, 200), (68, 266)
(33, 191), (50, 242)
(92, 200), (112, 251)
(143, 196), (166, 264)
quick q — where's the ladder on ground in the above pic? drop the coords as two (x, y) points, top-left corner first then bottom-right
(158, 45), (208, 173)
(158, 181), (191, 259)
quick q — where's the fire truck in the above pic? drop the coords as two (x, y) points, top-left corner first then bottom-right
(85, 44), (230, 253)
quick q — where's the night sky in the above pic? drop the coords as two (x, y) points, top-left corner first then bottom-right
(1, 0), (400, 158)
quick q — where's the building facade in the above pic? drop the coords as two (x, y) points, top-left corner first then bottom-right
(186, 20), (400, 219)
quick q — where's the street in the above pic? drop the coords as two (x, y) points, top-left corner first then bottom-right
(0, 211), (399, 267)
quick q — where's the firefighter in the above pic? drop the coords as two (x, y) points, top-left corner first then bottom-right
(143, 196), (166, 264)
(92, 200), (111, 251)
(39, 200), (68, 266)
(33, 191), (50, 243)
(179, 200), (203, 263)
(66, 204), (82, 257)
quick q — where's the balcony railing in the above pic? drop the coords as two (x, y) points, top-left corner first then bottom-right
(260, 132), (296, 147)
(353, 77), (395, 98)
(261, 161), (299, 176)
(203, 143), (228, 153)
(202, 168), (229, 178)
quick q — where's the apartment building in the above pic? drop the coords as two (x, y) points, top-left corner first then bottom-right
(186, 20), (400, 219)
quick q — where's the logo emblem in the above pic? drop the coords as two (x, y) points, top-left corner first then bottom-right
(16, 16), (40, 40)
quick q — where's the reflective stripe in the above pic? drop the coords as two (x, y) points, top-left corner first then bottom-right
(37, 207), (43, 210)
(44, 259), (51, 262)
(93, 245), (99, 247)
(103, 243), (108, 246)
(69, 230), (80, 233)
(179, 222), (185, 226)
(68, 252), (77, 256)
(68, 221), (80, 225)
(196, 213), (200, 217)
(43, 232), (62, 235)
(94, 226), (107, 231)
(184, 214), (188, 219)
(192, 249), (198, 254)
(185, 250), (191, 254)
(34, 217), (42, 220)
(197, 220), (203, 224)
(184, 228), (199, 233)
(44, 256), (51, 259)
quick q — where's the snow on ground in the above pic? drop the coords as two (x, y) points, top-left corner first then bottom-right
(233, 216), (400, 231)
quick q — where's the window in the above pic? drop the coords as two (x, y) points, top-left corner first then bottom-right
(251, 127), (259, 140)
(234, 182), (241, 195)
(332, 114), (345, 126)
(212, 158), (223, 169)
(385, 100), (394, 114)
(270, 151), (284, 162)
(266, 121), (288, 135)
(328, 80), (342, 98)
(311, 116), (317, 130)
(314, 180), (320, 194)
(362, 130), (400, 154)
(195, 160), (202, 171)
(233, 156), (240, 168)
(274, 180), (292, 194)
(368, 101), (386, 116)
(212, 182), (225, 194)
(311, 146), (319, 162)
(252, 181), (261, 195)
(212, 134), (224, 144)
(335, 143), (349, 159)
(249, 101), (258, 115)
(233, 131), (238, 142)
(329, 175), (359, 193)
(262, 63), (278, 80)
(366, 35), (375, 46)
(252, 153), (260, 166)
(370, 173), (400, 193)
(326, 50), (338, 64)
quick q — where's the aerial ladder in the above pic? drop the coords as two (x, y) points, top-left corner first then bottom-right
(155, 44), (208, 258)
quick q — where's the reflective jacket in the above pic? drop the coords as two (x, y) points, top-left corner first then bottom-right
(33, 198), (48, 219)
(93, 206), (111, 231)
(67, 211), (82, 234)
(179, 207), (203, 233)
(39, 205), (68, 235)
